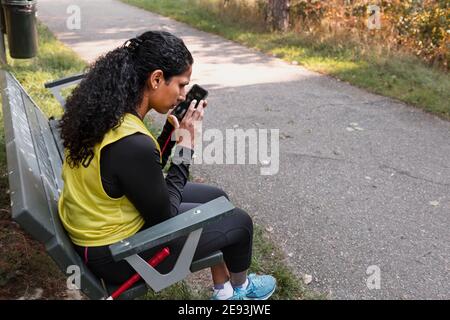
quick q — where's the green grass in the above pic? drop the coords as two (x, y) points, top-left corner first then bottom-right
(250, 225), (325, 300)
(121, 0), (450, 119)
(2, 24), (86, 117)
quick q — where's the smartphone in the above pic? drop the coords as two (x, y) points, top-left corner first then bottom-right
(171, 84), (208, 121)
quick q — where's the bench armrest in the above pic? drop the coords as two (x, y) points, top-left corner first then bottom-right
(44, 73), (86, 109)
(109, 196), (234, 262)
(44, 73), (85, 88)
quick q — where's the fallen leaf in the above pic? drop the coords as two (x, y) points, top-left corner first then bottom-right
(303, 274), (313, 285)
(429, 200), (439, 207)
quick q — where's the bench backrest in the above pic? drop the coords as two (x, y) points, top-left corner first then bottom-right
(0, 70), (106, 299)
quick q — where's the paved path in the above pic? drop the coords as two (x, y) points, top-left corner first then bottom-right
(38, 0), (450, 299)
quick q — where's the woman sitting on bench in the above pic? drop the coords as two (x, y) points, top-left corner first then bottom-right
(58, 30), (276, 300)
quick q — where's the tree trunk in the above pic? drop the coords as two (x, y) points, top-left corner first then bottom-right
(268, 0), (290, 32)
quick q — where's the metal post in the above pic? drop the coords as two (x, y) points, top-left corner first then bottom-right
(0, 6), (6, 65)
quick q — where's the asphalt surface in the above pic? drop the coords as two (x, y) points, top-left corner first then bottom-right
(38, 0), (450, 299)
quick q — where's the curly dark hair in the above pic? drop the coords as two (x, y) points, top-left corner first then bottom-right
(59, 31), (194, 168)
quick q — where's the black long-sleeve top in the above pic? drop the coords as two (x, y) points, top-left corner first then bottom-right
(99, 120), (193, 226)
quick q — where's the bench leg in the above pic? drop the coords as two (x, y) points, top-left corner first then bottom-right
(124, 229), (203, 292)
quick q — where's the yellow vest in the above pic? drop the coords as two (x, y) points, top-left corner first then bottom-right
(58, 113), (161, 246)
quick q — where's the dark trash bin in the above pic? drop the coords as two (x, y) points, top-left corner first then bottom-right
(0, 4), (6, 34)
(2, 0), (37, 58)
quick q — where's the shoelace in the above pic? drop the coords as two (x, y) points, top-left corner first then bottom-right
(232, 287), (247, 300)
(247, 276), (262, 293)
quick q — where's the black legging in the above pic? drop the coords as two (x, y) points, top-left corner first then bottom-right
(73, 182), (253, 285)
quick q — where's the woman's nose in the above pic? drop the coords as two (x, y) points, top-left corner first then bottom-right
(180, 87), (187, 101)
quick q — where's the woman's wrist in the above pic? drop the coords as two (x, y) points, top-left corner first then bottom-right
(176, 135), (194, 150)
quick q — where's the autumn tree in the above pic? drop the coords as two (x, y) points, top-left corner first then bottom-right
(267, 0), (290, 31)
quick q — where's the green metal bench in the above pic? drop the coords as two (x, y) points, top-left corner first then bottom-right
(0, 70), (234, 299)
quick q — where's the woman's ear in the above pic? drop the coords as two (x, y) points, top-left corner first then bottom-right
(148, 69), (164, 90)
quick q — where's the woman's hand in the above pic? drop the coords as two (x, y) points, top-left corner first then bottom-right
(168, 99), (207, 149)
